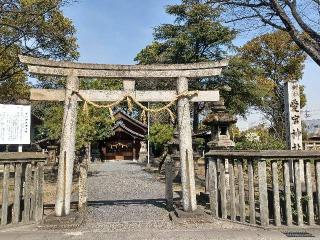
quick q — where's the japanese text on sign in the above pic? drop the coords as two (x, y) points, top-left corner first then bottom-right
(0, 104), (31, 145)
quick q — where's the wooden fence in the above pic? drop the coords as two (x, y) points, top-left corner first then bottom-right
(0, 152), (46, 226)
(304, 141), (320, 150)
(206, 150), (320, 227)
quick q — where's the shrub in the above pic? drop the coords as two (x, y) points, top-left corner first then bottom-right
(149, 123), (174, 156)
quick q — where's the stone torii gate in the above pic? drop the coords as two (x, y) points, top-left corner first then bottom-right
(19, 55), (228, 216)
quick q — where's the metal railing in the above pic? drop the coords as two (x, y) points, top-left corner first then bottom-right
(0, 152), (46, 226)
(205, 150), (320, 227)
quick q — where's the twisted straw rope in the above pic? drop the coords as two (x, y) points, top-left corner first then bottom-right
(75, 91), (199, 123)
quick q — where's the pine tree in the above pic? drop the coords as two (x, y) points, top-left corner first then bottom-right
(135, 0), (236, 131)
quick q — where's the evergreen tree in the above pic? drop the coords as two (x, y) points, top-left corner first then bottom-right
(0, 0), (79, 103)
(135, 0), (254, 131)
(135, 0), (236, 64)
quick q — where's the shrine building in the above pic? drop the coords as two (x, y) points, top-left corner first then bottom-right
(100, 110), (148, 161)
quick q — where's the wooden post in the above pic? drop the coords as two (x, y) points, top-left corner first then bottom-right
(13, 163), (22, 224)
(305, 160), (314, 225)
(165, 156), (174, 211)
(176, 77), (197, 212)
(294, 160), (303, 226)
(1, 164), (10, 225)
(79, 144), (90, 211)
(24, 163), (32, 223)
(208, 157), (218, 217)
(219, 158), (227, 219)
(31, 163), (38, 219)
(283, 161), (293, 226)
(228, 159), (236, 221)
(35, 162), (44, 222)
(238, 159), (246, 222)
(316, 160), (320, 224)
(55, 72), (79, 216)
(248, 159), (256, 224)
(271, 161), (281, 226)
(258, 159), (269, 226)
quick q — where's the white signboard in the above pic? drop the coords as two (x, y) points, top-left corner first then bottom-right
(0, 104), (31, 145)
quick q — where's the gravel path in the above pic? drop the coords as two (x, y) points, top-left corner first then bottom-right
(81, 161), (172, 229)
(2, 160), (288, 239)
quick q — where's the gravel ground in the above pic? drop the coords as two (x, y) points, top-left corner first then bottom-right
(80, 161), (173, 230)
(79, 161), (252, 232)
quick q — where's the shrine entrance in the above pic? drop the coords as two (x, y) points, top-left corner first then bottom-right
(101, 110), (147, 161)
(19, 55), (228, 217)
(103, 132), (139, 161)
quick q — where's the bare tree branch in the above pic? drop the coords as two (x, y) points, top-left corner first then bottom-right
(284, 0), (320, 42)
(208, 0), (320, 66)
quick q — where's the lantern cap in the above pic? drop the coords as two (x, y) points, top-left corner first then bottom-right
(203, 100), (237, 125)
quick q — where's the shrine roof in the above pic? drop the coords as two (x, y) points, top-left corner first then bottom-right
(111, 110), (147, 140)
(113, 121), (145, 139)
(310, 128), (320, 140)
(114, 110), (148, 129)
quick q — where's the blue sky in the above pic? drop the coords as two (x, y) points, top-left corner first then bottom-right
(63, 0), (320, 129)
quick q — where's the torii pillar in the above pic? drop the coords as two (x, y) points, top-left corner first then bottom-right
(55, 72), (79, 216)
(177, 77), (197, 211)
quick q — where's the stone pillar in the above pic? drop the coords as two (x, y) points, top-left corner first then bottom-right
(138, 141), (148, 163)
(284, 81), (304, 182)
(176, 77), (197, 212)
(55, 72), (79, 216)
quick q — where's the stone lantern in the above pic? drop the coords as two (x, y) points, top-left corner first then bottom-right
(202, 100), (237, 195)
(203, 100), (237, 150)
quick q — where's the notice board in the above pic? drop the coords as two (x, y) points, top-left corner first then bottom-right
(0, 104), (31, 145)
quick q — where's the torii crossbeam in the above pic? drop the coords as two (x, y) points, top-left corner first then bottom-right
(20, 55), (228, 216)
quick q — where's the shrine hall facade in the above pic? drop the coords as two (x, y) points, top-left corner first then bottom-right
(100, 110), (148, 161)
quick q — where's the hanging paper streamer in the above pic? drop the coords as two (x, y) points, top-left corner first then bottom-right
(109, 107), (115, 121)
(167, 108), (175, 123)
(83, 101), (89, 115)
(140, 110), (147, 124)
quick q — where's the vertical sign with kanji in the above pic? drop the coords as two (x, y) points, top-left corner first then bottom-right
(284, 81), (303, 181)
(284, 81), (303, 150)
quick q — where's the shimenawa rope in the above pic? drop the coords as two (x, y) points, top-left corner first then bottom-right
(75, 91), (198, 123)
